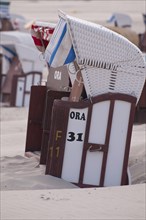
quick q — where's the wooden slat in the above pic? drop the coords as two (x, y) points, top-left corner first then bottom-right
(25, 85), (46, 152)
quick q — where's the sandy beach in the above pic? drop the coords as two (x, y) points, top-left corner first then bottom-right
(1, 105), (146, 219)
(10, 0), (146, 33)
(1, 0), (146, 219)
(1, 184), (145, 220)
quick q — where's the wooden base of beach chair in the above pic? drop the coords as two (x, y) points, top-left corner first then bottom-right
(137, 81), (146, 108)
(135, 108), (146, 124)
(25, 85), (47, 153)
(40, 90), (70, 165)
(25, 85), (70, 159)
(134, 81), (146, 123)
(45, 93), (136, 187)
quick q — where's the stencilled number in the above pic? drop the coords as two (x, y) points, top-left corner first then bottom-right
(67, 132), (75, 141)
(67, 132), (83, 142)
(49, 146), (60, 158)
(76, 133), (83, 141)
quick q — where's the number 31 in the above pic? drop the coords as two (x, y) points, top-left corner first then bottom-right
(67, 132), (83, 142)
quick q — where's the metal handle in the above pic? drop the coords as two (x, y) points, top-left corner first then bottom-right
(89, 145), (103, 152)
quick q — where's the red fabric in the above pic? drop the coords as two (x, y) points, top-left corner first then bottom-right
(31, 23), (55, 52)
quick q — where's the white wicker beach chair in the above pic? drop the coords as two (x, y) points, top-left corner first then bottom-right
(45, 11), (145, 187)
(45, 11), (145, 102)
(67, 16), (145, 102)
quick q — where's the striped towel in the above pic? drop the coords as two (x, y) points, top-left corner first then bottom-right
(45, 18), (76, 68)
(31, 21), (55, 52)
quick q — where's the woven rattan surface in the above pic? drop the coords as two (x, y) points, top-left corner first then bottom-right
(44, 11), (145, 102)
(63, 13), (146, 102)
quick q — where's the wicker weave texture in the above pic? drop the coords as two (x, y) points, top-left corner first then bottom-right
(81, 66), (144, 101)
(64, 14), (146, 101)
(66, 15), (144, 67)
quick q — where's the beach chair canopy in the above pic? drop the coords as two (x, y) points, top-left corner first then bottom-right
(44, 11), (146, 103)
(0, 31), (45, 73)
(31, 21), (71, 92)
(106, 26), (139, 47)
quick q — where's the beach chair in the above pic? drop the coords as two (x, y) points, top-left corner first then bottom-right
(0, 0), (26, 31)
(25, 22), (71, 161)
(24, 78), (70, 162)
(10, 71), (42, 107)
(107, 13), (132, 28)
(44, 11), (145, 187)
(0, 0), (13, 31)
(40, 66), (71, 164)
(1, 56), (22, 102)
(0, 31), (45, 105)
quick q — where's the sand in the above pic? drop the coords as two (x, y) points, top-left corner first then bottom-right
(1, 1), (146, 219)
(0, 106), (146, 219)
(1, 184), (145, 220)
(10, 0), (146, 33)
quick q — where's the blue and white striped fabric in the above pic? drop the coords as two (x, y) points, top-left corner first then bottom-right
(45, 18), (76, 68)
(1, 46), (17, 63)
